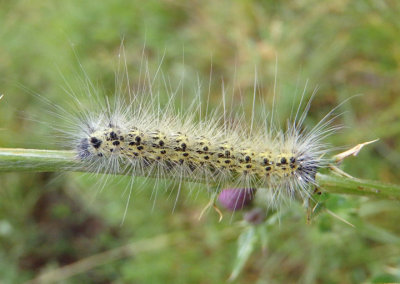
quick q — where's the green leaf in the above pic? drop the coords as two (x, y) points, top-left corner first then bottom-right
(229, 226), (257, 281)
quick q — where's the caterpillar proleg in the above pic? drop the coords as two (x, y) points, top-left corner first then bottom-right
(40, 49), (339, 211)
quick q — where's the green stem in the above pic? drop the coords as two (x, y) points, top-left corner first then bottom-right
(1, 148), (400, 201)
(316, 173), (400, 200)
(0, 148), (81, 172)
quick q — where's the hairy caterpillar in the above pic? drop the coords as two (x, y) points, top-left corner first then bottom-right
(39, 49), (339, 211)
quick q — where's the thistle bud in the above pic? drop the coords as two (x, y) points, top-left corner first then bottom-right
(244, 208), (266, 225)
(218, 188), (256, 211)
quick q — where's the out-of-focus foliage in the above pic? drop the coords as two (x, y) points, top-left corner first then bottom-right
(1, 0), (400, 283)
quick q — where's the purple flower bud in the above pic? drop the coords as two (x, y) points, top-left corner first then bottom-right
(244, 208), (266, 225)
(218, 188), (256, 211)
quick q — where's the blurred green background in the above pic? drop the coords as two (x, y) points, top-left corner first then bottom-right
(1, 0), (400, 283)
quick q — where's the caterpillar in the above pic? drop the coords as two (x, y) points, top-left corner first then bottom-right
(42, 49), (339, 211)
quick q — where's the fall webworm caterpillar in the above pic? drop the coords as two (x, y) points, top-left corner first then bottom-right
(35, 45), (341, 214)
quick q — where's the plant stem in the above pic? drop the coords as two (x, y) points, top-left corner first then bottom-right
(0, 148), (81, 172)
(316, 173), (400, 200)
(1, 148), (400, 200)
